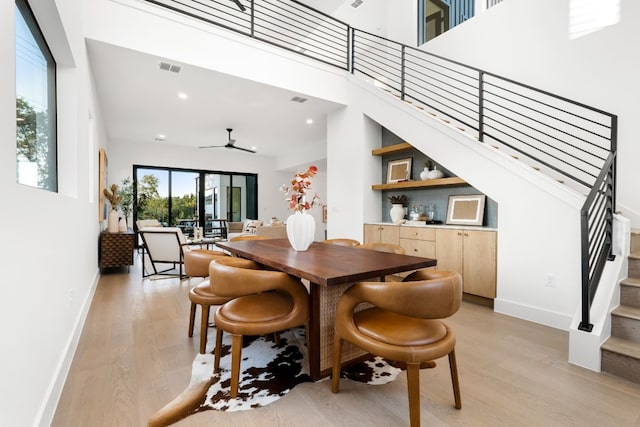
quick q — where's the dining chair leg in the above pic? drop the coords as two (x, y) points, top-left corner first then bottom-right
(199, 304), (210, 354)
(188, 302), (196, 337)
(331, 333), (343, 393)
(406, 362), (421, 427)
(448, 349), (462, 409)
(213, 328), (224, 373)
(230, 334), (243, 398)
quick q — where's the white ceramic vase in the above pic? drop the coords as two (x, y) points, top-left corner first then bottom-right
(108, 209), (119, 233)
(426, 166), (445, 180)
(286, 210), (316, 251)
(420, 167), (430, 180)
(390, 204), (405, 224)
(118, 217), (127, 232)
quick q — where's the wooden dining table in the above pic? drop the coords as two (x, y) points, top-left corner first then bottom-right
(215, 238), (437, 380)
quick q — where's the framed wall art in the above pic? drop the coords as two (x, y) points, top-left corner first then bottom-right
(445, 194), (486, 226)
(98, 148), (108, 221)
(386, 157), (412, 183)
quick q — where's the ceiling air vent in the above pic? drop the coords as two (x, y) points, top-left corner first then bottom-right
(290, 96), (308, 103)
(351, 0), (363, 8)
(159, 61), (182, 74)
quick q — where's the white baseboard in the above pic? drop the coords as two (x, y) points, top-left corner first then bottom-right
(35, 269), (100, 427)
(494, 298), (573, 331)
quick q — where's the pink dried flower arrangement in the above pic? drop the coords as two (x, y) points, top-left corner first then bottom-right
(280, 165), (320, 212)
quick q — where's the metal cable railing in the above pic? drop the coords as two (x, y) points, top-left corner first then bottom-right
(144, 0), (350, 69)
(142, 0), (616, 331)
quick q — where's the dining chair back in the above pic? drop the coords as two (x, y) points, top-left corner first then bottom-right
(322, 238), (361, 247)
(210, 256), (310, 398)
(331, 269), (463, 427)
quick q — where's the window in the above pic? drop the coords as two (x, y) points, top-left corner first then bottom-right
(15, 0), (57, 191)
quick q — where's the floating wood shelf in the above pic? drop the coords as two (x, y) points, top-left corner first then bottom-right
(372, 176), (467, 191)
(371, 142), (413, 156)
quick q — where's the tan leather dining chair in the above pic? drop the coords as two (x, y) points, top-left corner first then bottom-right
(322, 238), (361, 247)
(331, 269), (463, 427)
(210, 256), (310, 398)
(184, 249), (232, 354)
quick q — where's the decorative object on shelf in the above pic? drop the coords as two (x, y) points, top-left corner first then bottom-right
(386, 157), (412, 183)
(446, 194), (486, 226)
(426, 165), (445, 180)
(388, 194), (408, 224)
(118, 217), (127, 232)
(103, 183), (123, 233)
(420, 159), (433, 180)
(280, 165), (320, 251)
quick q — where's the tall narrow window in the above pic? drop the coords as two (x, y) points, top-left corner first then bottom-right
(15, 0), (57, 191)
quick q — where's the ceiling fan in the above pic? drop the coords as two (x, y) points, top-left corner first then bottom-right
(199, 128), (256, 153)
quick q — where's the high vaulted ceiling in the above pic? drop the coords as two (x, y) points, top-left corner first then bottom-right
(87, 38), (345, 158)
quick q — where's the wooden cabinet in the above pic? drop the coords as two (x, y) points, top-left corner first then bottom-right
(435, 228), (496, 298)
(363, 224), (399, 245)
(99, 230), (135, 271)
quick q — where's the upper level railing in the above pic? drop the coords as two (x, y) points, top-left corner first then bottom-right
(142, 0), (616, 331)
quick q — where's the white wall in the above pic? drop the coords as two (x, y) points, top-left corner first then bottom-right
(422, 0), (640, 227)
(1, 0), (106, 425)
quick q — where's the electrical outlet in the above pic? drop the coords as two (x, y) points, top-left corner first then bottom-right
(545, 274), (556, 288)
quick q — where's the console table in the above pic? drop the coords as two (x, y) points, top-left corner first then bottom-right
(99, 230), (135, 271)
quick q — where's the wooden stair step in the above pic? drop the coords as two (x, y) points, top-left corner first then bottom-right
(621, 277), (640, 288)
(612, 305), (640, 321)
(602, 336), (640, 360)
(621, 278), (640, 309)
(629, 254), (640, 279)
(601, 337), (640, 384)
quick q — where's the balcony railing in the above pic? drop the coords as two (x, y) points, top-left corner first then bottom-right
(142, 0), (616, 331)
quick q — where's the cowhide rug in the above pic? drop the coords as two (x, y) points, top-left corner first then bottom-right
(148, 327), (402, 427)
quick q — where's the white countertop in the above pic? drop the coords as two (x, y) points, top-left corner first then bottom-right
(366, 221), (497, 231)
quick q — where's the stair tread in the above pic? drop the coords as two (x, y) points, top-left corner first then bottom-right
(630, 253), (640, 260)
(602, 336), (640, 359)
(612, 305), (640, 320)
(621, 277), (640, 287)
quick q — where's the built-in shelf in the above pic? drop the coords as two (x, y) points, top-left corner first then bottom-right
(371, 142), (413, 156)
(372, 176), (467, 191)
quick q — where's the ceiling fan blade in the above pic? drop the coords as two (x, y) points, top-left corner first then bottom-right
(231, 0), (246, 12)
(198, 145), (225, 149)
(233, 145), (256, 153)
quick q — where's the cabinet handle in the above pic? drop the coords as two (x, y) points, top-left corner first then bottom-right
(414, 249), (418, 252)
(464, 232), (469, 236)
(457, 232), (462, 236)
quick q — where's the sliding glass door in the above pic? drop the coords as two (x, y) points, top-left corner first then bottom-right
(133, 165), (258, 240)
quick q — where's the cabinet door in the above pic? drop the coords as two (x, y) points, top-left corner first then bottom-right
(435, 228), (464, 275)
(379, 225), (400, 244)
(364, 224), (399, 244)
(363, 224), (379, 244)
(463, 230), (497, 298)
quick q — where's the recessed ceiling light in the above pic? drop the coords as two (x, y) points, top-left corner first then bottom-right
(178, 92), (188, 100)
(306, 119), (313, 124)
(155, 134), (166, 141)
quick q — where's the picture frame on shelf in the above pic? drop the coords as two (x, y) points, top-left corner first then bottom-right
(446, 194), (486, 226)
(386, 157), (412, 183)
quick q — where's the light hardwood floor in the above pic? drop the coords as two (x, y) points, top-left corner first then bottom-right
(52, 255), (640, 427)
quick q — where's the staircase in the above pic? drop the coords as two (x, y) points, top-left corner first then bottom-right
(601, 230), (640, 383)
